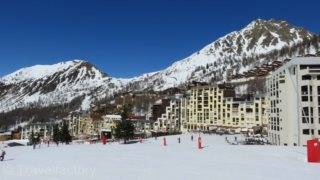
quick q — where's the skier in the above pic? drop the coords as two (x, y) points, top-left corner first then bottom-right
(178, 137), (181, 144)
(191, 135), (194, 141)
(234, 136), (237, 142)
(0, 150), (6, 161)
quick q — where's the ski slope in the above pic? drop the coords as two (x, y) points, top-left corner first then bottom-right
(0, 134), (319, 180)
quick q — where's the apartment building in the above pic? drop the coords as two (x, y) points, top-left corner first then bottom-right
(151, 99), (170, 122)
(21, 121), (58, 140)
(223, 96), (267, 130)
(181, 84), (231, 131)
(267, 57), (320, 146)
(98, 115), (121, 138)
(153, 97), (181, 133)
(180, 84), (267, 132)
(68, 115), (121, 139)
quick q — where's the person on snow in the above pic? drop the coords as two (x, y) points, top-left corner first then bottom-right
(191, 135), (194, 141)
(225, 137), (229, 143)
(0, 150), (6, 161)
(178, 137), (181, 143)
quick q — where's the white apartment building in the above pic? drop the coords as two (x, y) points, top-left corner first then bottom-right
(153, 98), (181, 133)
(21, 122), (58, 140)
(267, 57), (320, 146)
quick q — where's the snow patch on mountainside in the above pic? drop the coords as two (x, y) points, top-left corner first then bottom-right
(1, 61), (79, 84)
(81, 95), (92, 110)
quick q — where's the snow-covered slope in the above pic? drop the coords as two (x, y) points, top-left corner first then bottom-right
(0, 60), (126, 112)
(127, 19), (318, 91)
(1, 134), (318, 180)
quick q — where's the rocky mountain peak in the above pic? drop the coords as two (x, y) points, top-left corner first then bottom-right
(0, 19), (319, 118)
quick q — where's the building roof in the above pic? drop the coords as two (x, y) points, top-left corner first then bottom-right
(270, 57), (320, 75)
(128, 116), (146, 121)
(0, 132), (11, 136)
(104, 115), (122, 119)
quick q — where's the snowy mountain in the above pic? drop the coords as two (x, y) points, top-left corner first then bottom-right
(0, 60), (126, 112)
(126, 19), (319, 91)
(0, 19), (319, 115)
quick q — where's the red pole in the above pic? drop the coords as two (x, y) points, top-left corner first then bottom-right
(101, 135), (107, 145)
(198, 136), (202, 149)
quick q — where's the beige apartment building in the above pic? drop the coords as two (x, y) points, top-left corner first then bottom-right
(267, 57), (320, 146)
(68, 114), (122, 139)
(99, 115), (121, 138)
(68, 116), (98, 139)
(180, 84), (267, 132)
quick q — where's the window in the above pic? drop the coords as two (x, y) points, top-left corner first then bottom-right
(300, 65), (307, 70)
(293, 67), (296, 75)
(302, 115), (309, 124)
(302, 107), (309, 116)
(301, 86), (308, 95)
(303, 129), (310, 135)
(309, 86), (313, 102)
(302, 75), (312, 80)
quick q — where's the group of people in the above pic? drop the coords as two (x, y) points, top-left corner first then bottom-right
(225, 136), (239, 145)
(177, 135), (196, 143)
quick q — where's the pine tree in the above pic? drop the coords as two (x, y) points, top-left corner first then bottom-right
(52, 124), (60, 145)
(61, 121), (72, 144)
(29, 131), (40, 148)
(115, 105), (135, 144)
(29, 130), (36, 145)
(35, 133), (40, 144)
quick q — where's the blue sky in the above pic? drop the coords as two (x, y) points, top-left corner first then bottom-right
(0, 0), (319, 78)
